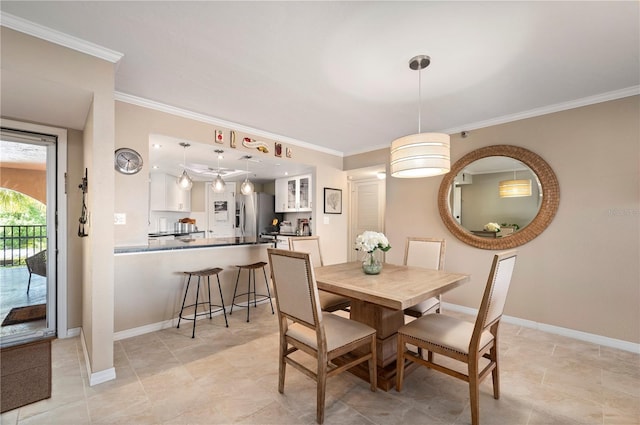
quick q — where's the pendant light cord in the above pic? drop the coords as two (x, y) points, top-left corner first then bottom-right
(418, 66), (422, 134)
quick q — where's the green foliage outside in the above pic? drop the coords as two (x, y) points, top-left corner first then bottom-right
(0, 189), (47, 252)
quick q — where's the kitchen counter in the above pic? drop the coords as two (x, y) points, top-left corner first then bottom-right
(115, 236), (274, 254)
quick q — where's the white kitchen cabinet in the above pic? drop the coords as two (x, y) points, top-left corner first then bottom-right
(275, 174), (312, 212)
(150, 173), (191, 212)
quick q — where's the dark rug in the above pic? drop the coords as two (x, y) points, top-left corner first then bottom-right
(1, 338), (53, 413)
(1, 304), (46, 327)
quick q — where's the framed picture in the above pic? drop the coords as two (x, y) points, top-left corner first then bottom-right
(324, 188), (342, 214)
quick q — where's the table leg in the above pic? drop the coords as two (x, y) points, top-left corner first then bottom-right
(339, 299), (417, 391)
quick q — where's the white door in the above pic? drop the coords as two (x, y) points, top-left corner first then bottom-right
(0, 125), (64, 346)
(348, 178), (386, 262)
(206, 182), (236, 237)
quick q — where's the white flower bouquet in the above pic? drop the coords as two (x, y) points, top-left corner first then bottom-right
(355, 231), (391, 253)
(484, 222), (501, 232)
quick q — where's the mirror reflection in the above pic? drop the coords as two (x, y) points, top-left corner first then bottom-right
(450, 156), (541, 238)
(438, 144), (559, 250)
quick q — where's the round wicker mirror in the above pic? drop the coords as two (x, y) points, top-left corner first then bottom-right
(438, 145), (560, 250)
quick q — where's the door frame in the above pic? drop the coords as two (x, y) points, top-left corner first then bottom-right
(1, 118), (68, 339)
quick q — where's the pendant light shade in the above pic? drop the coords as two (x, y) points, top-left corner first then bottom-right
(499, 167), (532, 197)
(177, 142), (193, 190)
(390, 133), (450, 177)
(390, 55), (450, 178)
(212, 149), (226, 193)
(499, 179), (532, 198)
(240, 155), (254, 195)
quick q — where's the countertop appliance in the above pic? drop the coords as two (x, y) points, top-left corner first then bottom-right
(237, 192), (282, 237)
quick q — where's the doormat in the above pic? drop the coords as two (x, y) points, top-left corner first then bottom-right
(1, 338), (52, 413)
(1, 304), (46, 327)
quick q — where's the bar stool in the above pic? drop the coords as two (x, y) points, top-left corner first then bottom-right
(230, 261), (274, 322)
(177, 267), (228, 338)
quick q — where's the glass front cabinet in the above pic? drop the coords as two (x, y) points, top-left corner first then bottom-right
(275, 174), (312, 213)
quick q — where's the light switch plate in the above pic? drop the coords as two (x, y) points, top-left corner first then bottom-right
(114, 213), (126, 225)
(323, 216), (330, 225)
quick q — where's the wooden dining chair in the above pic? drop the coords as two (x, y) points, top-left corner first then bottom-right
(267, 248), (377, 424)
(396, 250), (518, 425)
(289, 236), (351, 312)
(403, 237), (446, 317)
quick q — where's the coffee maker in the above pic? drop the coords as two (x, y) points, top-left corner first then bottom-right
(297, 218), (310, 236)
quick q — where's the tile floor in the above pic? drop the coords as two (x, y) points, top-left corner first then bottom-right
(1, 305), (638, 425)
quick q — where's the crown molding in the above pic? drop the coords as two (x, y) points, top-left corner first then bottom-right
(0, 12), (123, 63)
(114, 92), (344, 157)
(442, 86), (640, 135)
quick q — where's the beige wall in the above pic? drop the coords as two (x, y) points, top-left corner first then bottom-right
(2, 28), (116, 376)
(345, 96), (640, 344)
(66, 129), (84, 330)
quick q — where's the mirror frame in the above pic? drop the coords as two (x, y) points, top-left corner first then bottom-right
(438, 145), (560, 250)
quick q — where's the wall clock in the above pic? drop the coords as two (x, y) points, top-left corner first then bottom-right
(114, 148), (143, 175)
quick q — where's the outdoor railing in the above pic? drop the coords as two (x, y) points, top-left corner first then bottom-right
(0, 225), (47, 267)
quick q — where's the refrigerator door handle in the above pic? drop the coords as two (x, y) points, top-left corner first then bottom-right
(241, 202), (246, 236)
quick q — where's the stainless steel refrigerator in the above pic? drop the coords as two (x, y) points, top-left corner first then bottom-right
(237, 192), (281, 237)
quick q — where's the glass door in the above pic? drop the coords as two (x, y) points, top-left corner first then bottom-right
(0, 128), (57, 347)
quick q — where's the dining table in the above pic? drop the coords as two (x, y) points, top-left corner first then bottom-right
(314, 261), (470, 391)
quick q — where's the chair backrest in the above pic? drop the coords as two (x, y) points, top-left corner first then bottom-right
(404, 237), (445, 270)
(474, 250), (518, 335)
(268, 248), (322, 328)
(289, 236), (324, 267)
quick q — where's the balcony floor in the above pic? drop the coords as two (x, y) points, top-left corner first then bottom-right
(0, 266), (47, 340)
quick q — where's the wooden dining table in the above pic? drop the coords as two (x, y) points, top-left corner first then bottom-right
(314, 261), (469, 391)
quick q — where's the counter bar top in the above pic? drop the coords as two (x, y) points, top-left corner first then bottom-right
(115, 236), (274, 254)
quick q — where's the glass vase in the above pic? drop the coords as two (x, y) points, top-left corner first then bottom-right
(362, 251), (383, 275)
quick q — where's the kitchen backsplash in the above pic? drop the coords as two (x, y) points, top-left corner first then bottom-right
(149, 211), (206, 233)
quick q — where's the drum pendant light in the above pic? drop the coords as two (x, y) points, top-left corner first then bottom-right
(240, 155), (254, 195)
(177, 142), (193, 190)
(390, 55), (450, 178)
(212, 149), (226, 193)
(499, 169), (532, 198)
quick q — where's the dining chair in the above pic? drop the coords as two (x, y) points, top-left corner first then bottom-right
(289, 236), (351, 312)
(403, 237), (446, 317)
(396, 250), (518, 425)
(267, 248), (377, 424)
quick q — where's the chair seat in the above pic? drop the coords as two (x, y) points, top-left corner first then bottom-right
(287, 313), (375, 353)
(399, 314), (494, 356)
(404, 296), (439, 316)
(318, 290), (350, 312)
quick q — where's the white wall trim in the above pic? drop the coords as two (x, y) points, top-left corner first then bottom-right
(0, 11), (123, 63)
(113, 302), (269, 341)
(80, 329), (116, 386)
(114, 91), (344, 157)
(441, 86), (640, 136)
(442, 302), (640, 354)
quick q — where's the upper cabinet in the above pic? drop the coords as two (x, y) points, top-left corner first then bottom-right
(150, 173), (191, 212)
(275, 174), (312, 212)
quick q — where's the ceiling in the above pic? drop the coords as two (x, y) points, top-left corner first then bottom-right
(1, 1), (638, 162)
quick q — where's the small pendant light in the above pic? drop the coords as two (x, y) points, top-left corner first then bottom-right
(390, 55), (450, 178)
(240, 155), (255, 195)
(212, 149), (226, 193)
(177, 142), (193, 190)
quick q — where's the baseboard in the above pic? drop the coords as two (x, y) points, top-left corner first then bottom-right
(80, 329), (116, 386)
(112, 301), (261, 341)
(61, 327), (81, 338)
(442, 302), (640, 354)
